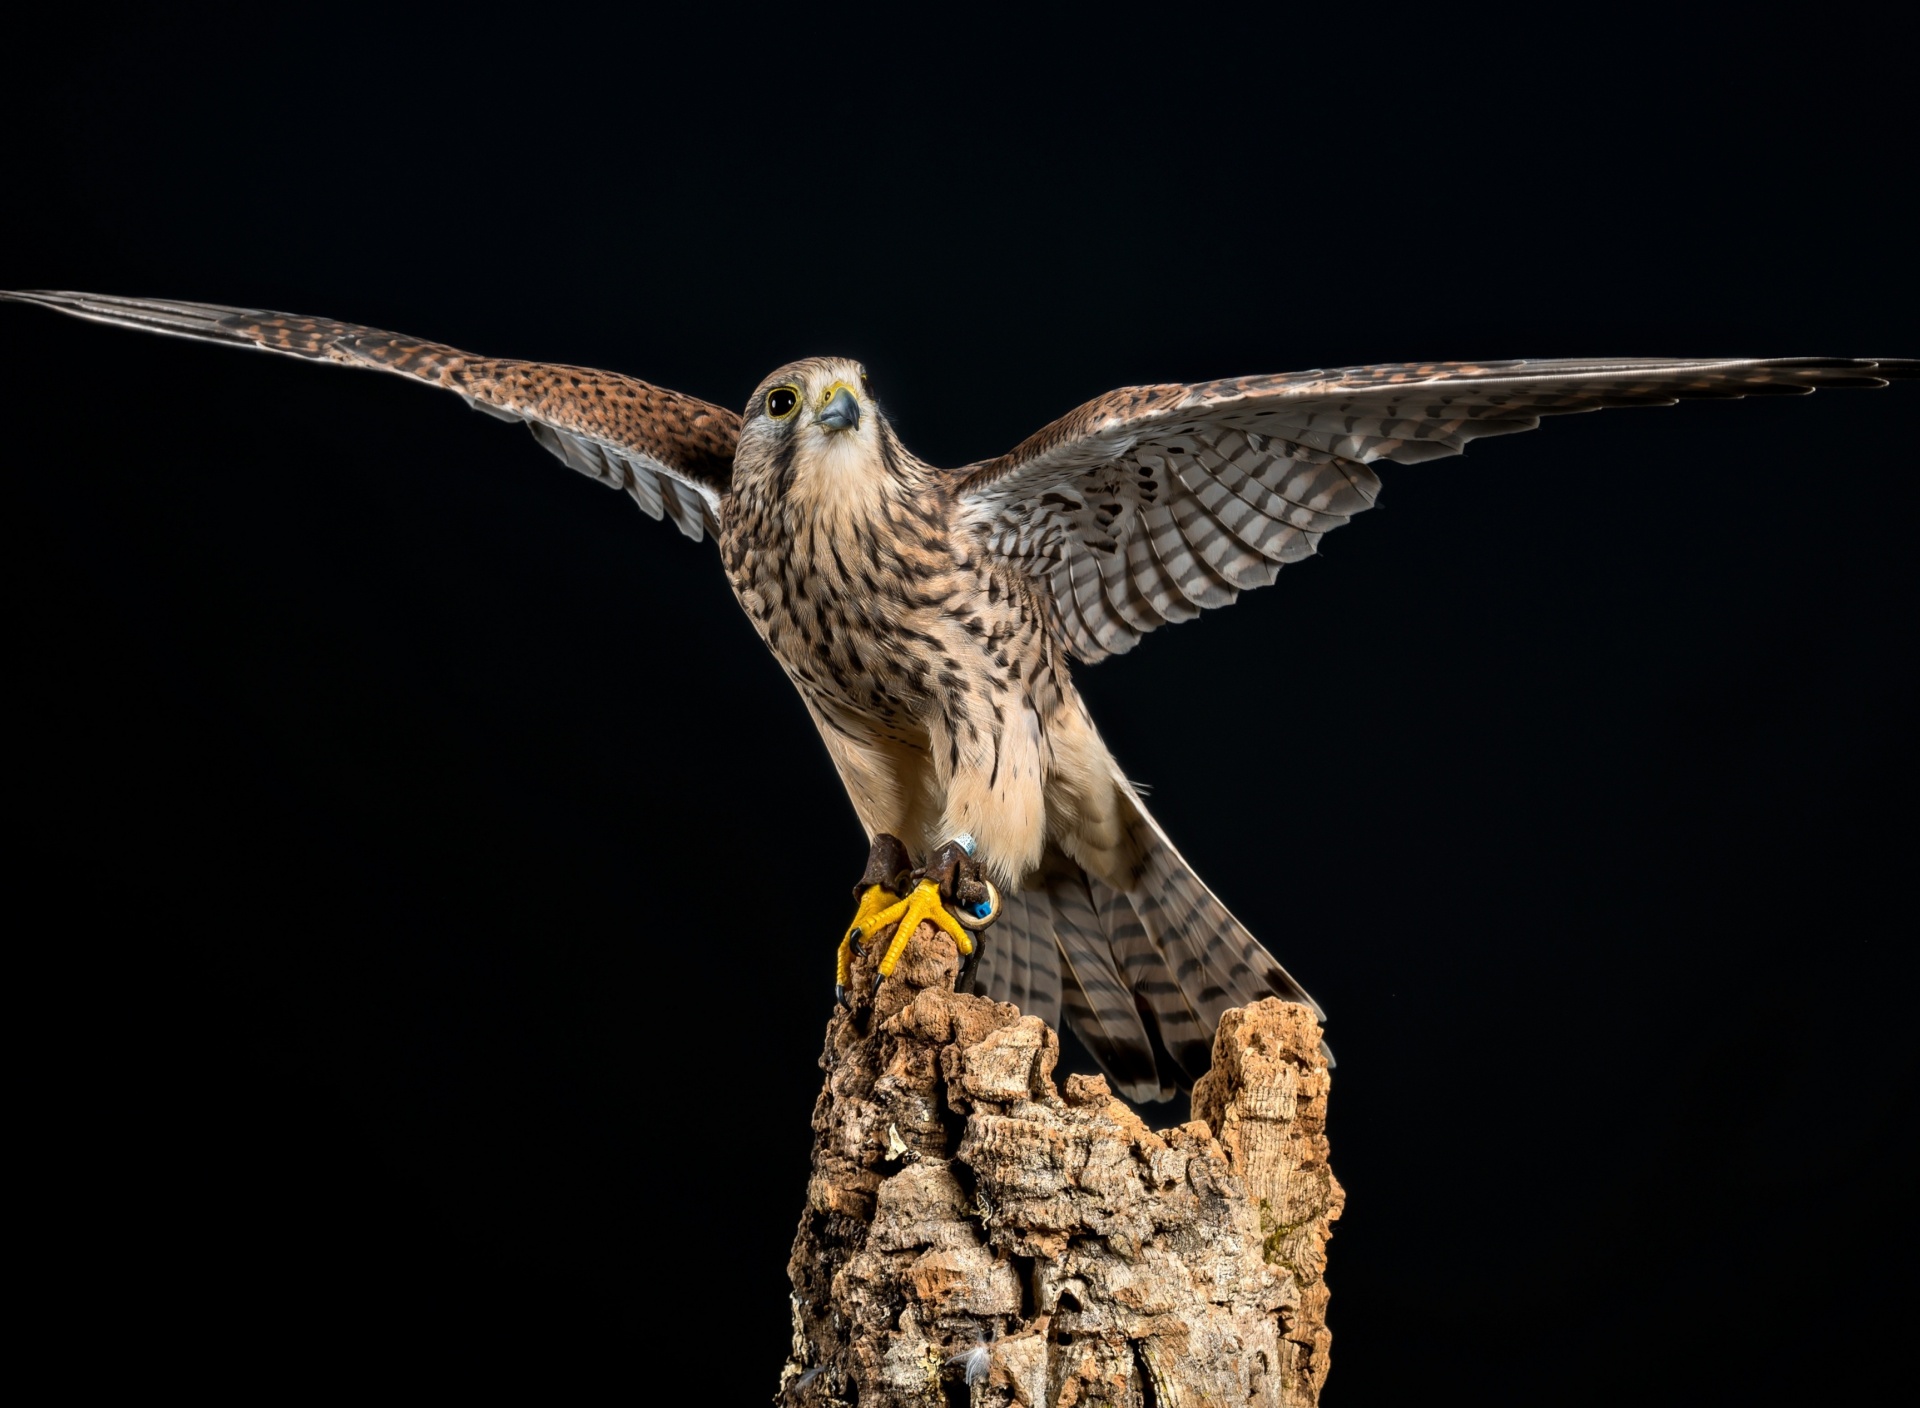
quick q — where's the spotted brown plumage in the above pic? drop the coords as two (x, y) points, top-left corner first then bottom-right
(0, 290), (736, 539)
(6, 289), (1913, 1101)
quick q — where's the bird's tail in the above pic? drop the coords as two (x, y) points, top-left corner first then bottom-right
(971, 781), (1324, 1104)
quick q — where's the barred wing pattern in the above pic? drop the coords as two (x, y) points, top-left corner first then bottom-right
(956, 357), (1919, 663)
(0, 291), (740, 540)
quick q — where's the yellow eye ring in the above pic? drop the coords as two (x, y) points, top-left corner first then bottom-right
(766, 385), (800, 419)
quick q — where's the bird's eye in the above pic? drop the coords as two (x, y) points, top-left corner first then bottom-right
(766, 386), (800, 419)
(859, 370), (871, 389)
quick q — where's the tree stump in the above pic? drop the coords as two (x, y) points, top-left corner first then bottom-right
(780, 923), (1343, 1407)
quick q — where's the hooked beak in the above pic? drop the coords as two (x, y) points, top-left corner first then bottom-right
(817, 384), (861, 432)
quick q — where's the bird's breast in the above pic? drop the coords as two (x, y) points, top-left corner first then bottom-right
(724, 500), (941, 738)
(722, 495), (1062, 745)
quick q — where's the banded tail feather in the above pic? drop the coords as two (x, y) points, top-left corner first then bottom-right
(970, 784), (1324, 1104)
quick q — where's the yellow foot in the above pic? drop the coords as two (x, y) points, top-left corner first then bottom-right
(839, 884), (901, 989)
(847, 879), (975, 982)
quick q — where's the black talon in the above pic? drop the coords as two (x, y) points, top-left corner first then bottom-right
(956, 938), (983, 993)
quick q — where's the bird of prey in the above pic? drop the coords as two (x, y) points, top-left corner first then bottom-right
(6, 289), (1911, 1102)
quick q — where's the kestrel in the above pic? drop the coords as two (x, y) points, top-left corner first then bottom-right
(6, 290), (1911, 1101)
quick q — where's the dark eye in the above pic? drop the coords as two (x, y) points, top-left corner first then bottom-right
(859, 370), (871, 390)
(766, 386), (799, 419)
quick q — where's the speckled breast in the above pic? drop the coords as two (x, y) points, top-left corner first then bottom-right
(722, 489), (1065, 749)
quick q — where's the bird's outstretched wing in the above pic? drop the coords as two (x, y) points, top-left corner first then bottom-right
(955, 357), (1918, 663)
(0, 291), (740, 540)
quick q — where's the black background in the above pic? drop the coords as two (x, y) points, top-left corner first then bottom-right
(6, 12), (1914, 1402)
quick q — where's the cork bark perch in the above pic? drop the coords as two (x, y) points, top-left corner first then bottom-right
(780, 922), (1343, 1407)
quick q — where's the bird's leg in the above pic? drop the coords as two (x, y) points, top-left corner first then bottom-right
(918, 839), (996, 922)
(839, 833), (916, 998)
(863, 837), (1002, 986)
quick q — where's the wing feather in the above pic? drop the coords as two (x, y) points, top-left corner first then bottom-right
(1, 290), (740, 539)
(1098, 541), (1167, 635)
(957, 356), (1915, 662)
(1126, 527), (1198, 628)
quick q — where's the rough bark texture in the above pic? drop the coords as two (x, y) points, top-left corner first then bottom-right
(780, 924), (1342, 1407)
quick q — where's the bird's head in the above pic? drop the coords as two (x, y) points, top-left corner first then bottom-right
(735, 356), (908, 513)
